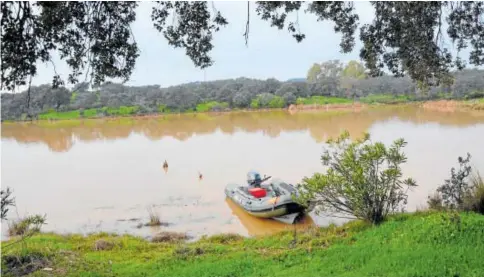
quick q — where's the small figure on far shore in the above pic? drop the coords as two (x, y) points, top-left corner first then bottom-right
(163, 160), (168, 169)
(199, 172), (203, 180)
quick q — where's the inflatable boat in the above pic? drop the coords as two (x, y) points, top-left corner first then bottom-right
(224, 171), (306, 224)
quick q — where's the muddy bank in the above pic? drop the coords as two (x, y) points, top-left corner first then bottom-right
(422, 100), (484, 112)
(288, 102), (365, 113)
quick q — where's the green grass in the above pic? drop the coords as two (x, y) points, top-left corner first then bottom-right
(359, 94), (412, 104)
(296, 96), (352, 105)
(2, 212), (483, 277)
(38, 109), (81, 120)
(101, 106), (139, 116)
(82, 108), (98, 118)
(196, 101), (229, 112)
(268, 96), (285, 108)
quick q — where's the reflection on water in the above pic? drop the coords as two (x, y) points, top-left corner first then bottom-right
(3, 106), (484, 152)
(225, 198), (314, 236)
(1, 105), (484, 239)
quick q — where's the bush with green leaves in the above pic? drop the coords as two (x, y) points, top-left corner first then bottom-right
(429, 153), (484, 214)
(1, 187), (15, 220)
(436, 153), (472, 210)
(297, 131), (417, 224)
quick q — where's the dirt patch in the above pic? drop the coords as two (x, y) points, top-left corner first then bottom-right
(422, 100), (459, 112)
(151, 232), (191, 243)
(2, 253), (50, 277)
(288, 103), (365, 113)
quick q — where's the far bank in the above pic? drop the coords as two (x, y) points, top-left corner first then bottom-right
(2, 97), (484, 123)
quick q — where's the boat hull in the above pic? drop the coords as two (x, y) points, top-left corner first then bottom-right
(225, 181), (305, 220)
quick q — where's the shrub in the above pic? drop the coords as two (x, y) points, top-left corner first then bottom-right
(427, 192), (444, 211)
(250, 98), (260, 109)
(463, 171), (484, 214)
(268, 96), (285, 108)
(430, 154), (484, 214)
(297, 131), (417, 224)
(8, 215), (46, 236)
(1, 187), (15, 220)
(435, 153), (472, 210)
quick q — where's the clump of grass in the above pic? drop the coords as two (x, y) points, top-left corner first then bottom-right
(201, 233), (244, 244)
(8, 215), (45, 236)
(93, 239), (115, 251)
(463, 171), (484, 214)
(359, 94), (411, 104)
(196, 101), (229, 112)
(174, 246), (205, 260)
(296, 96), (352, 105)
(38, 109), (81, 120)
(151, 232), (190, 243)
(139, 207), (170, 228)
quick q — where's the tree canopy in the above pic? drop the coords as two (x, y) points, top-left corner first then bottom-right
(1, 1), (483, 91)
(2, 66), (484, 121)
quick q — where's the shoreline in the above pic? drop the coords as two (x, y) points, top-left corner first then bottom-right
(2, 211), (483, 276)
(3, 99), (483, 124)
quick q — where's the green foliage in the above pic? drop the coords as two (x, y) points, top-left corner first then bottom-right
(296, 96), (352, 105)
(359, 94), (411, 104)
(2, 69), (484, 121)
(38, 110), (81, 120)
(158, 104), (171, 113)
(463, 172), (484, 214)
(431, 154), (484, 214)
(250, 98), (260, 109)
(101, 106), (139, 116)
(464, 91), (484, 100)
(196, 101), (229, 112)
(267, 96), (285, 108)
(70, 92), (78, 104)
(298, 131), (417, 224)
(436, 153), (472, 210)
(82, 108), (98, 118)
(1, 187), (15, 220)
(307, 63), (322, 82)
(342, 60), (367, 79)
(2, 213), (484, 276)
(8, 215), (46, 236)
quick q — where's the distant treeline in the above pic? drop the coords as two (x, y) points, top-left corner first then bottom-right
(1, 68), (484, 120)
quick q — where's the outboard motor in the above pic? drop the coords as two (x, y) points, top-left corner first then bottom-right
(247, 171), (262, 187)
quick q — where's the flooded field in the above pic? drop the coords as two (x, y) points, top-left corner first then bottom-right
(2, 105), (484, 240)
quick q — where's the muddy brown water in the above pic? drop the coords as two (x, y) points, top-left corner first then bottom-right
(2, 105), (484, 240)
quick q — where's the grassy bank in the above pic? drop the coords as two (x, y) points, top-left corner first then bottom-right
(6, 96), (484, 122)
(2, 212), (484, 277)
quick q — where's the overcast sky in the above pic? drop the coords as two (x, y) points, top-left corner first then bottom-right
(30, 1), (475, 89)
(29, 1), (377, 89)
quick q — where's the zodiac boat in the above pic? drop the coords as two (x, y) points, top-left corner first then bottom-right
(224, 171), (305, 224)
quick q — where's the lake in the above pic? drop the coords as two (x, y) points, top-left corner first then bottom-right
(2, 105), (484, 240)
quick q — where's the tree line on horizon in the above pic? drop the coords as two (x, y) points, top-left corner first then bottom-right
(1, 60), (484, 120)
